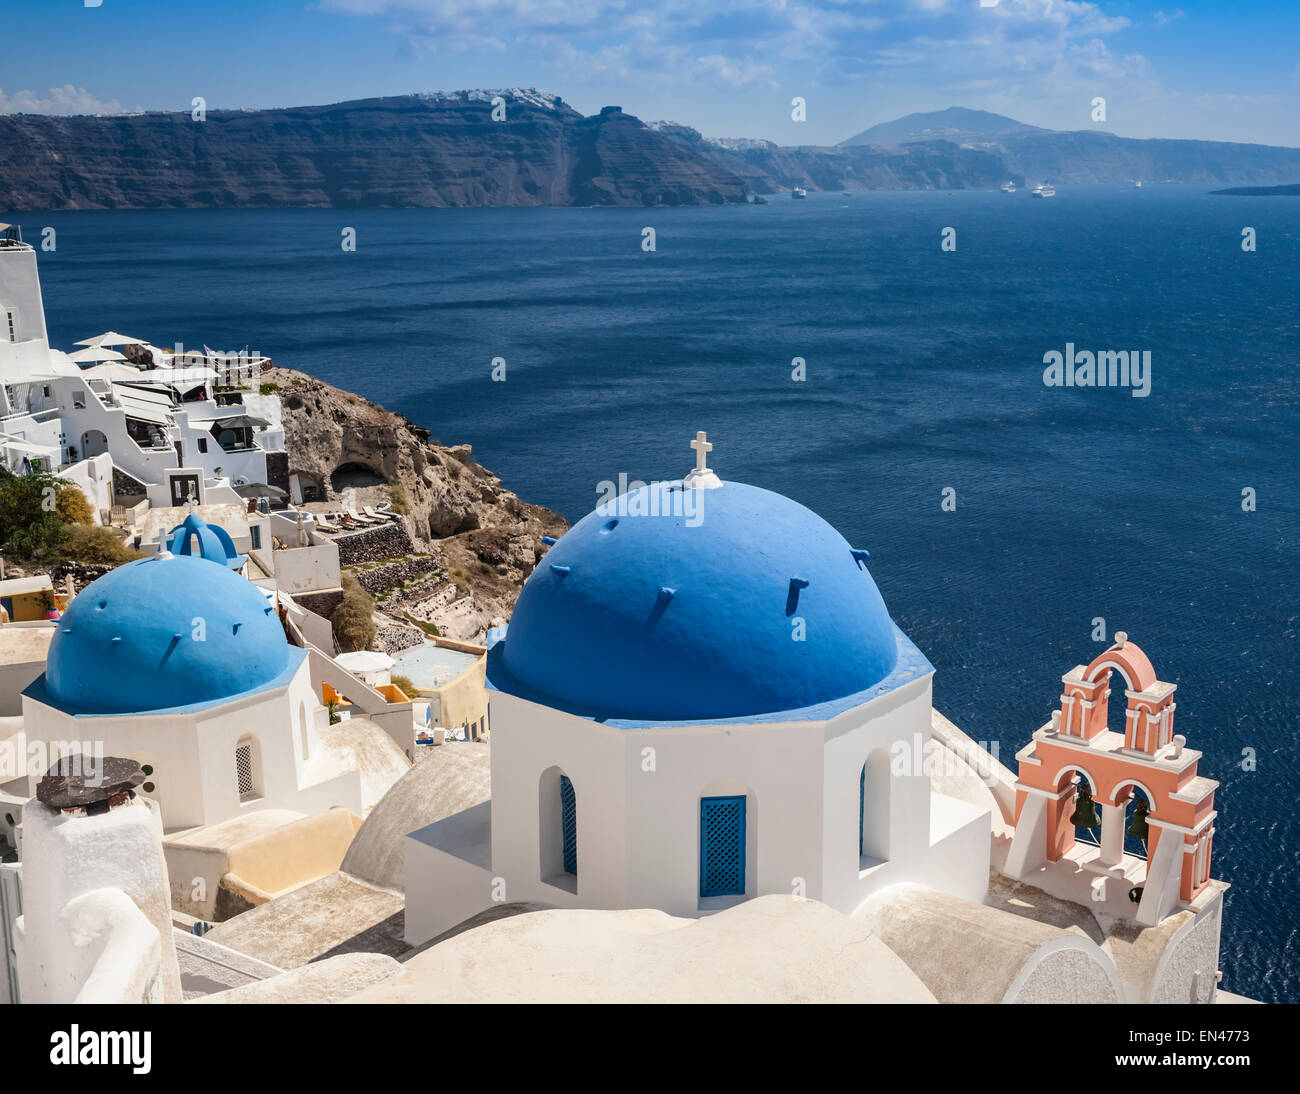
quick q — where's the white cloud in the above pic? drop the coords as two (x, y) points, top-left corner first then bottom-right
(0, 86), (127, 115)
(319, 0), (1140, 93)
(695, 54), (776, 88)
(315, 0), (1299, 144)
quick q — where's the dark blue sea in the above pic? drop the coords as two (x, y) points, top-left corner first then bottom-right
(28, 188), (1300, 1002)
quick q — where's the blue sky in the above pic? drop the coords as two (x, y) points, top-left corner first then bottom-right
(2, 0), (1298, 145)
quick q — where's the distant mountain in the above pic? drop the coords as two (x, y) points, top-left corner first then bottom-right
(837, 106), (1300, 187)
(649, 121), (1010, 193)
(0, 92), (747, 210)
(840, 107), (1043, 148)
(4, 95), (1298, 210)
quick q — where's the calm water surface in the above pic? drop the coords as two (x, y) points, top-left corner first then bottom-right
(28, 188), (1300, 1001)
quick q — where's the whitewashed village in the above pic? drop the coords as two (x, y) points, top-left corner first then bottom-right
(0, 223), (1242, 1005)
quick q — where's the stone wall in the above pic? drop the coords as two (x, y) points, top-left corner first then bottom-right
(375, 625), (426, 656)
(295, 588), (344, 621)
(333, 522), (415, 566)
(265, 450), (290, 493)
(111, 466), (148, 506)
(353, 557), (443, 597)
(51, 561), (118, 593)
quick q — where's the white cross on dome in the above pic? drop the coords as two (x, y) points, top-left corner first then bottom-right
(684, 430), (722, 490)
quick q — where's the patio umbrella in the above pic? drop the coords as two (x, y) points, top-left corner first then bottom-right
(67, 346), (128, 363)
(335, 651), (395, 675)
(232, 482), (287, 500)
(80, 362), (150, 383)
(215, 414), (271, 430)
(74, 330), (148, 347)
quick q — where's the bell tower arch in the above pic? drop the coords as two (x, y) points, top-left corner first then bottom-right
(1005, 634), (1218, 927)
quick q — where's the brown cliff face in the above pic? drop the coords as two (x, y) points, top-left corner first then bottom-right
(266, 365), (567, 640)
(0, 92), (747, 210)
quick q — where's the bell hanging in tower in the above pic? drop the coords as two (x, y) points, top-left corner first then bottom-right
(1069, 783), (1101, 829)
(1127, 800), (1150, 839)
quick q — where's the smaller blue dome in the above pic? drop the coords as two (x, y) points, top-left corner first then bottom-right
(168, 513), (245, 570)
(45, 553), (290, 713)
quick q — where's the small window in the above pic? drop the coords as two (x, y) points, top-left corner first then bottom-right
(73, 394), (85, 409)
(250, 525), (261, 550)
(700, 795), (746, 897)
(859, 765), (865, 855)
(560, 775), (577, 875)
(4, 309), (15, 343)
(42, 385), (51, 398)
(859, 752), (890, 864)
(235, 739), (258, 801)
(197, 437), (208, 453)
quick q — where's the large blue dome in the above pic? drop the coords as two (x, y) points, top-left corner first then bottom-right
(45, 553), (291, 713)
(499, 481), (899, 721)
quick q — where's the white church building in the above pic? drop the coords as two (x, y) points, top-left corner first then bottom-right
(20, 514), (365, 832)
(404, 435), (993, 942)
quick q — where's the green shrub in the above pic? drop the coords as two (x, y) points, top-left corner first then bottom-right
(60, 524), (145, 565)
(388, 482), (409, 516)
(0, 467), (67, 563)
(55, 484), (94, 525)
(259, 382), (279, 395)
(390, 673), (418, 698)
(331, 572), (376, 652)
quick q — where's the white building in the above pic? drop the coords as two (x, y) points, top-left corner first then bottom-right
(397, 438), (1228, 1004)
(0, 225), (288, 516)
(404, 439), (992, 943)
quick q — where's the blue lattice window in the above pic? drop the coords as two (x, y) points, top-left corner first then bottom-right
(700, 795), (746, 897)
(560, 775), (577, 876)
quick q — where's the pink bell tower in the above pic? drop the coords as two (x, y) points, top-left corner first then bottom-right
(1004, 634), (1219, 926)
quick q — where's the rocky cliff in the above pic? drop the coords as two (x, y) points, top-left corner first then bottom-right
(265, 365), (567, 641)
(7, 93), (1296, 211)
(0, 91), (746, 210)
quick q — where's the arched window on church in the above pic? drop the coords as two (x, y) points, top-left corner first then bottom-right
(560, 775), (577, 876)
(235, 735), (261, 802)
(859, 766), (865, 855)
(860, 750), (890, 866)
(538, 766), (576, 891)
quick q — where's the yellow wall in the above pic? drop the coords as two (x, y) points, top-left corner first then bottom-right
(4, 590), (68, 622)
(433, 657), (488, 735)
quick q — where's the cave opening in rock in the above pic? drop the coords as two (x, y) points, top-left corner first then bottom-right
(330, 462), (386, 493)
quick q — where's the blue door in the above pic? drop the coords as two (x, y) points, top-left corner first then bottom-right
(700, 795), (746, 897)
